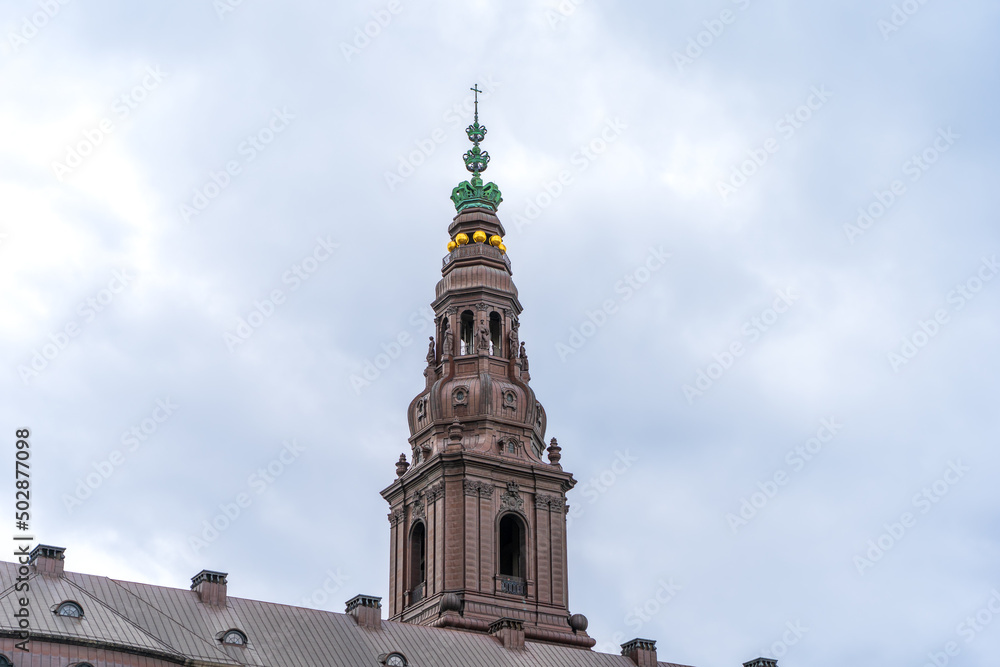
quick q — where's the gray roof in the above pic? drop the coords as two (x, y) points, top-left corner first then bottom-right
(0, 561), (692, 667)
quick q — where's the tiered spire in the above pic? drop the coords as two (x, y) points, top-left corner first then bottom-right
(451, 84), (503, 213)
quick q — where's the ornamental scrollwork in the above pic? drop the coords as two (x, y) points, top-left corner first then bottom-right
(501, 481), (524, 512)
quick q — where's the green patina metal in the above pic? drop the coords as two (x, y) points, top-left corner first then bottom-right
(451, 84), (503, 212)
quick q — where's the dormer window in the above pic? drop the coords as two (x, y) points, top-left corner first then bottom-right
(221, 629), (247, 646)
(384, 653), (407, 667)
(56, 601), (83, 618)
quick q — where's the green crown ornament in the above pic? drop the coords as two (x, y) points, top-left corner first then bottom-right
(451, 85), (503, 213)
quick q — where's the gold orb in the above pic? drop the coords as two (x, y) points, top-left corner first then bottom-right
(498, 243), (507, 253)
(472, 230), (487, 244)
(447, 241), (457, 252)
(455, 233), (469, 245)
(489, 235), (502, 247)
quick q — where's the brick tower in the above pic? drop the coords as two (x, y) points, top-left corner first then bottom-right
(380, 88), (593, 648)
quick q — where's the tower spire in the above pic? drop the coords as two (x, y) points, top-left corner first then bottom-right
(380, 89), (592, 648)
(451, 84), (503, 213)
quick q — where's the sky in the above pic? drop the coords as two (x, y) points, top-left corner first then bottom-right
(2, 1), (1000, 666)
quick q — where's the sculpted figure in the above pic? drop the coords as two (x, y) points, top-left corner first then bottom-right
(508, 328), (519, 358)
(443, 328), (454, 356)
(477, 320), (491, 353)
(518, 341), (529, 371)
(426, 336), (436, 364)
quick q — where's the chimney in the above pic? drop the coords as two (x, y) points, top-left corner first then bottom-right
(489, 618), (525, 650)
(345, 594), (382, 630)
(29, 544), (66, 576)
(744, 659), (778, 667)
(191, 570), (228, 606)
(621, 638), (658, 667)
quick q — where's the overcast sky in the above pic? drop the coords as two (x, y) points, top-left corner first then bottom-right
(3, 1), (1000, 666)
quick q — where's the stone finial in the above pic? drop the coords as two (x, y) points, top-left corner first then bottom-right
(447, 420), (463, 451)
(396, 454), (410, 478)
(547, 437), (562, 467)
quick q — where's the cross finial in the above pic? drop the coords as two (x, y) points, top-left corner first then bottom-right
(471, 84), (482, 121)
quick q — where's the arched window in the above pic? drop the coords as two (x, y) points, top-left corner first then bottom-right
(0, 655), (14, 667)
(409, 522), (426, 604)
(221, 629), (247, 645)
(498, 514), (526, 578)
(489, 312), (501, 355)
(460, 311), (474, 355)
(56, 601), (83, 618)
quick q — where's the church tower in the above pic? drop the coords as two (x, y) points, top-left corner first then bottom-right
(380, 88), (593, 648)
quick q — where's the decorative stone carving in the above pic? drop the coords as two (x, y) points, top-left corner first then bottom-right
(500, 481), (524, 512)
(453, 386), (469, 406)
(387, 507), (405, 526)
(535, 493), (565, 511)
(508, 327), (519, 358)
(410, 491), (425, 520)
(426, 336), (436, 364)
(443, 328), (454, 356)
(518, 342), (529, 371)
(425, 482), (444, 503)
(502, 390), (517, 409)
(464, 480), (492, 498)
(476, 319), (491, 353)
(395, 454), (409, 478)
(445, 306), (458, 316)
(475, 302), (489, 312)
